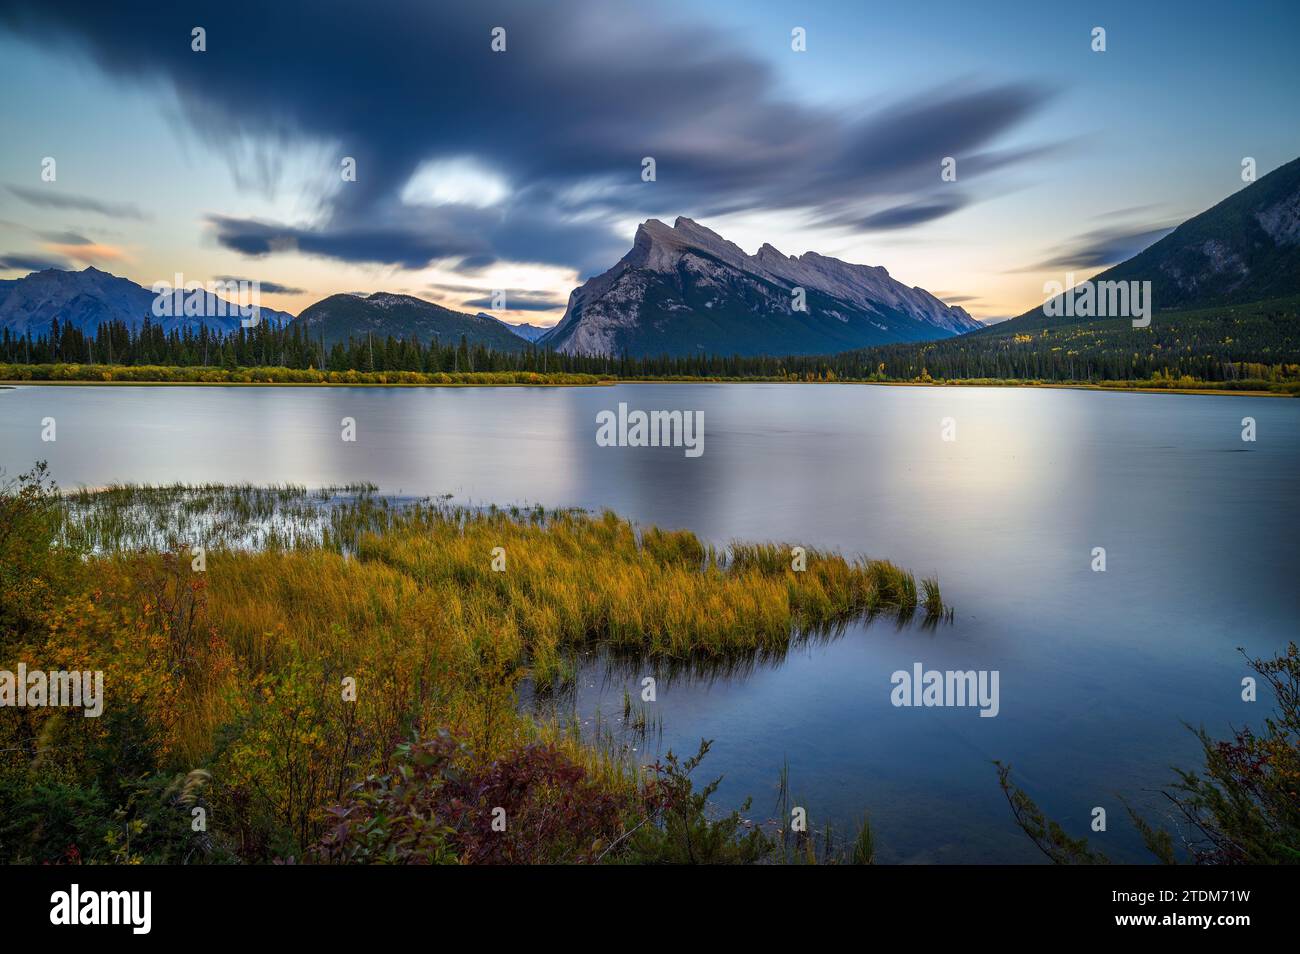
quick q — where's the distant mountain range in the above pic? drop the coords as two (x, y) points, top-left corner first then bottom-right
(0, 269), (543, 352)
(290, 293), (530, 351)
(0, 266), (294, 337)
(0, 223), (977, 357)
(482, 314), (550, 342)
(539, 217), (980, 357)
(7, 157), (1296, 358)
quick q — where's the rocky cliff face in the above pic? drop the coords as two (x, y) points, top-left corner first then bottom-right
(540, 217), (979, 357)
(1024, 156), (1300, 318)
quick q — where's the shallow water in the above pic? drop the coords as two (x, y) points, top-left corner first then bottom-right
(3, 382), (1296, 862)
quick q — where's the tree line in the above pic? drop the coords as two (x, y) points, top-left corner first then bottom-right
(3, 297), (1299, 386)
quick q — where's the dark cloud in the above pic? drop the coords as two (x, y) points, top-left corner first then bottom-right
(849, 196), (969, 231)
(1, 1), (1054, 272)
(207, 213), (486, 270)
(1017, 224), (1175, 271)
(429, 283), (567, 311)
(462, 292), (566, 312)
(427, 282), (493, 295)
(0, 253), (69, 271)
(452, 256), (496, 273)
(208, 204), (624, 276)
(6, 185), (151, 221)
(212, 275), (306, 295)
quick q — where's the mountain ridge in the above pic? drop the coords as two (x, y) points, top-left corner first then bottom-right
(0, 266), (295, 337)
(290, 292), (531, 351)
(539, 217), (979, 357)
(990, 156), (1300, 334)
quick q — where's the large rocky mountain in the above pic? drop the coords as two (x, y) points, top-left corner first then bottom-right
(291, 292), (530, 350)
(0, 266), (294, 336)
(539, 217), (980, 357)
(1094, 156), (1300, 309)
(994, 155), (1300, 334)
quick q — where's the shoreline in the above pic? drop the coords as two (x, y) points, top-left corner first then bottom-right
(2, 369), (1289, 395)
(615, 378), (1290, 397)
(0, 377), (1288, 396)
(0, 379), (615, 389)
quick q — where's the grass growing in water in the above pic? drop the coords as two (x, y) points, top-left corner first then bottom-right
(60, 484), (948, 678)
(5, 475), (947, 863)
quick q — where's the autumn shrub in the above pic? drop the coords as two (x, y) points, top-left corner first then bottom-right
(1152, 644), (1300, 864)
(624, 740), (771, 864)
(0, 462), (80, 653)
(998, 643), (1300, 864)
(2, 476), (949, 864)
(314, 731), (637, 864)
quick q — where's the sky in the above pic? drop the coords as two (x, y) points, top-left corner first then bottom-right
(0, 0), (1297, 326)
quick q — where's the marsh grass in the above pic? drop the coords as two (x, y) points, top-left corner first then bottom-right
(59, 482), (380, 553)
(767, 758), (877, 865)
(63, 482), (947, 645)
(59, 485), (950, 732)
(42, 483), (947, 857)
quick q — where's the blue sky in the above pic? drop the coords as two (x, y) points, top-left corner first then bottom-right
(1, 0), (1297, 323)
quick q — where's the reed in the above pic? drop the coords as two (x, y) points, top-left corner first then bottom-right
(31, 482), (948, 859)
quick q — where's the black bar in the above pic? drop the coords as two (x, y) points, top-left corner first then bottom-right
(0, 863), (1276, 940)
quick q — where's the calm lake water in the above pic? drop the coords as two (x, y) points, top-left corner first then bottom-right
(3, 382), (1297, 862)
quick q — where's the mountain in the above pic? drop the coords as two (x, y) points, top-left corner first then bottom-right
(1103, 156), (1300, 309)
(291, 293), (530, 350)
(995, 156), (1300, 334)
(538, 217), (980, 357)
(0, 266), (294, 336)
(479, 313), (552, 342)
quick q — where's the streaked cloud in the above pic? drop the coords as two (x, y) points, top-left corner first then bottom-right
(850, 196), (969, 231)
(1014, 223), (1176, 272)
(461, 291), (567, 313)
(0, 0), (1054, 278)
(0, 252), (68, 271)
(6, 184), (151, 221)
(212, 275), (306, 295)
(37, 229), (93, 245)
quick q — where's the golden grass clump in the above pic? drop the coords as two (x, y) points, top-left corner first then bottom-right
(31, 485), (945, 855)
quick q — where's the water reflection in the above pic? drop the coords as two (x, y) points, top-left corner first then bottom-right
(4, 382), (1298, 862)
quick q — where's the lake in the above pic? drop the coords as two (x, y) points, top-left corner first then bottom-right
(2, 382), (1297, 862)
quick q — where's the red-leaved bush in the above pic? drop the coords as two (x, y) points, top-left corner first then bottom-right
(313, 731), (637, 864)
